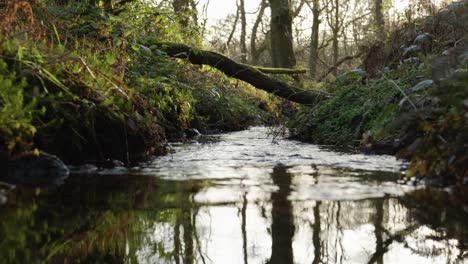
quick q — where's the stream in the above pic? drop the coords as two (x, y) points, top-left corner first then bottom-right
(1, 127), (466, 263)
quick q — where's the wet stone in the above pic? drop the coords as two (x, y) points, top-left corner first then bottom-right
(0, 190), (6, 205)
(463, 99), (468, 110)
(69, 164), (99, 175)
(6, 153), (69, 186)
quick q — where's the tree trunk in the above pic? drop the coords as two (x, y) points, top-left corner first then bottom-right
(239, 0), (248, 63)
(173, 0), (190, 28)
(150, 42), (329, 105)
(225, 8), (240, 56)
(374, 0), (385, 40)
(332, 0), (339, 76)
(251, 0), (268, 65)
(269, 0), (296, 68)
(308, 0), (320, 79)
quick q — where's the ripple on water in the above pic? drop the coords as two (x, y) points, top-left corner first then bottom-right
(134, 126), (412, 202)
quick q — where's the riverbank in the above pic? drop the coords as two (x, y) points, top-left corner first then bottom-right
(0, 2), (282, 180)
(289, 1), (468, 186)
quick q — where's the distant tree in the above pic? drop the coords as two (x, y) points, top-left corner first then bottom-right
(306, 0), (321, 79)
(239, 0), (248, 63)
(374, 0), (385, 40)
(173, 0), (190, 28)
(172, 0), (198, 29)
(325, 0), (345, 76)
(250, 0), (268, 65)
(269, 0), (297, 68)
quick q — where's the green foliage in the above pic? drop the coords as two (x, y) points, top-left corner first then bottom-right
(0, 0), (280, 162)
(403, 68), (468, 181)
(0, 58), (37, 156)
(290, 65), (422, 145)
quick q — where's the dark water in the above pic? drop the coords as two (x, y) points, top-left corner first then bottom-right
(1, 127), (467, 263)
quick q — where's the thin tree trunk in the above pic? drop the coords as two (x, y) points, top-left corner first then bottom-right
(251, 0), (268, 65)
(173, 0), (190, 28)
(225, 5), (240, 56)
(374, 0), (385, 40)
(332, 0), (339, 76)
(239, 0), (247, 63)
(307, 0), (320, 79)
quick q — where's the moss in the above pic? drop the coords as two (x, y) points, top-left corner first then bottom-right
(291, 65), (422, 145)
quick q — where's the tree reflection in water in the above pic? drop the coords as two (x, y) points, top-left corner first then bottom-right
(267, 166), (295, 264)
(0, 168), (466, 263)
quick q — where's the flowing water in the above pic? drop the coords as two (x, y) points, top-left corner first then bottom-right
(1, 127), (466, 263)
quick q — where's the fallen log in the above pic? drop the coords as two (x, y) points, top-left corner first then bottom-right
(255, 66), (307, 74)
(148, 42), (330, 105)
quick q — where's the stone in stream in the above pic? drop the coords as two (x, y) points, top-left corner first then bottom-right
(185, 128), (202, 139)
(4, 153), (69, 186)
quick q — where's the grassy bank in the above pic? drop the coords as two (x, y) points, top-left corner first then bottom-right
(290, 2), (468, 183)
(0, 1), (280, 165)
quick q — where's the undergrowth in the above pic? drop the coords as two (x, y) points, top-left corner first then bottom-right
(0, 0), (280, 164)
(290, 64), (424, 145)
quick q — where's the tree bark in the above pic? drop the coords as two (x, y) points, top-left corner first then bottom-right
(150, 42), (329, 105)
(269, 0), (297, 68)
(251, 0), (268, 65)
(374, 0), (385, 40)
(307, 0), (321, 79)
(173, 0), (190, 28)
(239, 0), (248, 63)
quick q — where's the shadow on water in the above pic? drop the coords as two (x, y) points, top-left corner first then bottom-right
(1, 128), (467, 263)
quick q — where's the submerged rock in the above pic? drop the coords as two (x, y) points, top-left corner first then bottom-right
(5, 153), (69, 186)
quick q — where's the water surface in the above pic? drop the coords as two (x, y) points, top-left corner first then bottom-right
(1, 127), (466, 263)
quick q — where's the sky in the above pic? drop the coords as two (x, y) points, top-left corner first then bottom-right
(197, 0), (446, 26)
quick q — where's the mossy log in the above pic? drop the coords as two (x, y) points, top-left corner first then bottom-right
(255, 66), (307, 74)
(150, 42), (329, 105)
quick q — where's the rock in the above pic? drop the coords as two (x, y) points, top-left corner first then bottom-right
(403, 57), (420, 64)
(69, 164), (98, 175)
(112, 159), (125, 167)
(413, 33), (433, 51)
(459, 49), (468, 65)
(185, 128), (202, 139)
(463, 99), (468, 110)
(337, 69), (367, 85)
(6, 153), (69, 186)
(0, 191), (6, 205)
(402, 45), (422, 58)
(409, 79), (434, 93)
(186, 139), (200, 144)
